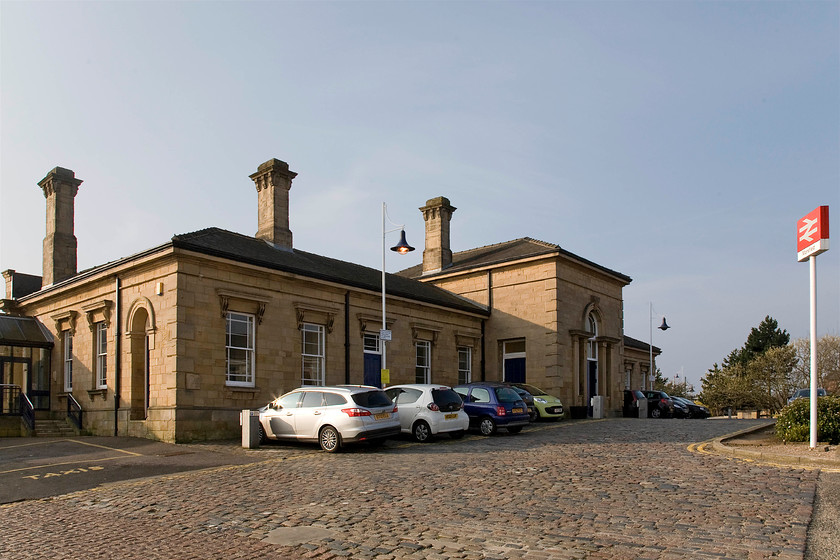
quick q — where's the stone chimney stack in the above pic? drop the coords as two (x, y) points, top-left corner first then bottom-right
(420, 196), (456, 274)
(250, 159), (297, 250)
(39, 167), (82, 287)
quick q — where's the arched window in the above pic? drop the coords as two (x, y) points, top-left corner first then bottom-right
(586, 314), (598, 361)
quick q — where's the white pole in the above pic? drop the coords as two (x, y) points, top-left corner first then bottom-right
(809, 255), (818, 448)
(381, 202), (387, 384)
(648, 302), (653, 391)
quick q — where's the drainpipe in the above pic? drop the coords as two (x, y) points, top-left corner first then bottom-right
(114, 276), (121, 436)
(344, 291), (350, 385)
(481, 270), (492, 381)
(481, 319), (486, 381)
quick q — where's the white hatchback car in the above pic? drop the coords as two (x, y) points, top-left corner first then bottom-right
(258, 385), (400, 452)
(384, 384), (470, 442)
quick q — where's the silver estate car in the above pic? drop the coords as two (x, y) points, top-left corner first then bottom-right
(258, 385), (400, 452)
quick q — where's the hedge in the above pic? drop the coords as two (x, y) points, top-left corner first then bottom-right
(775, 395), (840, 445)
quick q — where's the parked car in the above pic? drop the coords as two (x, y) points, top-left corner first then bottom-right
(622, 390), (646, 417)
(787, 388), (827, 405)
(643, 390), (675, 418)
(384, 384), (469, 442)
(671, 396), (711, 419)
(502, 383), (538, 421)
(453, 382), (530, 435)
(671, 398), (690, 419)
(510, 382), (565, 420)
(258, 385), (400, 452)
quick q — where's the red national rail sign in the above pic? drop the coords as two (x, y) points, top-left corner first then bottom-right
(797, 206), (829, 262)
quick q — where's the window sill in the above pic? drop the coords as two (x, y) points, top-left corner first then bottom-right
(225, 386), (259, 395)
(87, 388), (108, 400)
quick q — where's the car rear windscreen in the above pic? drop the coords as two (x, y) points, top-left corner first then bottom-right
(352, 390), (393, 408)
(432, 388), (463, 411)
(495, 387), (522, 403)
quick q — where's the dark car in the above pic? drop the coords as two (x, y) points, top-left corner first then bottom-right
(671, 398), (690, 419)
(453, 382), (531, 435)
(622, 389), (646, 418)
(502, 382), (537, 422)
(672, 396), (711, 419)
(643, 390), (675, 419)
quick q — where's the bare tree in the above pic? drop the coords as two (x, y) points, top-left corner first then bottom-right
(792, 335), (840, 395)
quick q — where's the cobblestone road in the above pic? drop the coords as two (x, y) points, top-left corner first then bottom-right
(0, 419), (826, 559)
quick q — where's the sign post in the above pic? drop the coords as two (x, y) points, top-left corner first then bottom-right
(796, 206), (829, 449)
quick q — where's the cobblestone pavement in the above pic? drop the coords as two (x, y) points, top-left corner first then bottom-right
(0, 419), (830, 559)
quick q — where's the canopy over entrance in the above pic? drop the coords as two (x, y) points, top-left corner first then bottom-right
(0, 315), (54, 348)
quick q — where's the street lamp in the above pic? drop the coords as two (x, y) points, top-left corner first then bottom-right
(648, 302), (670, 391)
(381, 202), (415, 388)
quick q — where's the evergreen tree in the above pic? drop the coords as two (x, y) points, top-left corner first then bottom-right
(742, 316), (790, 363)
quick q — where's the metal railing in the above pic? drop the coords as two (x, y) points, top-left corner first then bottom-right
(67, 393), (83, 430)
(20, 392), (35, 432)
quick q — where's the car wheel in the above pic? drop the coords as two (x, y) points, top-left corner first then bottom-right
(448, 429), (465, 439)
(651, 407), (662, 419)
(412, 421), (432, 443)
(507, 426), (523, 434)
(319, 425), (341, 452)
(479, 417), (497, 436)
(528, 409), (538, 422)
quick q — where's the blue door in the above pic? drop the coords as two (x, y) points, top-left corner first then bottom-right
(363, 353), (381, 387)
(504, 357), (526, 383)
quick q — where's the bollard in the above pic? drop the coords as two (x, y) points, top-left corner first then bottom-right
(241, 409), (262, 449)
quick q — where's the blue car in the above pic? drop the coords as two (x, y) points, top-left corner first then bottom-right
(453, 382), (531, 435)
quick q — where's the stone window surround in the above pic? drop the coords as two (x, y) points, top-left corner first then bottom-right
(51, 311), (78, 394)
(356, 313), (395, 336)
(225, 310), (256, 388)
(81, 300), (112, 399)
(218, 289), (271, 324)
(295, 303), (338, 334)
(410, 322), (440, 345)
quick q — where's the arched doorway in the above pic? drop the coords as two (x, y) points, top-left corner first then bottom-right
(126, 299), (155, 421)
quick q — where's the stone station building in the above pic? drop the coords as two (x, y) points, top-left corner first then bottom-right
(0, 158), (660, 442)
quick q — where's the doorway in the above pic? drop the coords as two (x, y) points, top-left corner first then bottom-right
(503, 339), (526, 383)
(363, 332), (382, 387)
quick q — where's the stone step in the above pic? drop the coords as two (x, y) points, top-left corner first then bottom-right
(34, 419), (77, 437)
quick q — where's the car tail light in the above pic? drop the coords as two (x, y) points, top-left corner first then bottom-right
(341, 408), (372, 417)
(392, 404), (398, 413)
(427, 403), (440, 411)
(496, 406), (506, 416)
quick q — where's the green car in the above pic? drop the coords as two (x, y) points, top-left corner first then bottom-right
(511, 383), (565, 420)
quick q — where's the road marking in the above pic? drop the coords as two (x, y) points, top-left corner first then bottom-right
(0, 439), (141, 475)
(66, 439), (142, 457)
(22, 465), (105, 480)
(687, 440), (840, 473)
(0, 455), (129, 475)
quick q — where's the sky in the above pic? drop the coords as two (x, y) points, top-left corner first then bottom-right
(1, 1), (838, 393)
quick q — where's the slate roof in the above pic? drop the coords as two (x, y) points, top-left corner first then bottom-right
(397, 237), (632, 284)
(171, 228), (488, 316)
(624, 335), (660, 354)
(0, 315), (54, 348)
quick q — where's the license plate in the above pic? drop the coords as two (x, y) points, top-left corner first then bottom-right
(374, 412), (390, 420)
(512, 408), (523, 414)
(444, 413), (458, 420)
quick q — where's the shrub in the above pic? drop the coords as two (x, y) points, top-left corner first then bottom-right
(776, 395), (840, 444)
